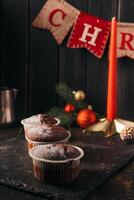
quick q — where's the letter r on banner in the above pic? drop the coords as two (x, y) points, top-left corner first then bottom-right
(119, 32), (134, 50)
(117, 22), (134, 58)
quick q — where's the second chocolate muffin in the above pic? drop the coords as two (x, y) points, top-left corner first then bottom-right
(26, 124), (70, 143)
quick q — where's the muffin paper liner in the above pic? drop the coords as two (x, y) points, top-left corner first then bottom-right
(33, 159), (80, 183)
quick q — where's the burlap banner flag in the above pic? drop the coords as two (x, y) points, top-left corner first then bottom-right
(117, 22), (134, 59)
(67, 12), (111, 58)
(32, 0), (80, 44)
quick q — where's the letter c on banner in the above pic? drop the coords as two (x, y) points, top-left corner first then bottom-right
(49, 9), (66, 27)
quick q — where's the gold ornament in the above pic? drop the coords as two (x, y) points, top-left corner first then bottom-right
(73, 90), (86, 101)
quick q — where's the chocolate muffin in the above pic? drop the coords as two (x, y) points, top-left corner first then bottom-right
(32, 143), (80, 160)
(29, 144), (84, 183)
(25, 124), (71, 151)
(22, 114), (58, 126)
(21, 114), (60, 135)
(26, 124), (70, 142)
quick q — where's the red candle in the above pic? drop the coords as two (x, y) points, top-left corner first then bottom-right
(107, 17), (117, 121)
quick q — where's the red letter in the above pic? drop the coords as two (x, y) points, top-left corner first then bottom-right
(119, 32), (134, 50)
(49, 9), (66, 27)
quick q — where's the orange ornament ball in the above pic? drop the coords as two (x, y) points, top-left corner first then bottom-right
(77, 107), (97, 128)
(64, 103), (75, 113)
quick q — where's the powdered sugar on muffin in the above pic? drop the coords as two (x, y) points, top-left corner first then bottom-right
(32, 144), (80, 161)
(24, 114), (57, 125)
(26, 124), (69, 142)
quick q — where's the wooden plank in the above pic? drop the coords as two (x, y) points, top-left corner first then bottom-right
(0, 0), (2, 82)
(86, 0), (118, 116)
(117, 0), (134, 119)
(0, 0), (28, 121)
(0, 0), (133, 120)
(29, 0), (58, 115)
(59, 0), (88, 93)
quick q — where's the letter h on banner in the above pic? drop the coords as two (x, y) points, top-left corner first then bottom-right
(79, 23), (102, 46)
(68, 12), (111, 58)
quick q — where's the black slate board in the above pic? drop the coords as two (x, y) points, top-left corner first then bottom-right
(0, 128), (134, 200)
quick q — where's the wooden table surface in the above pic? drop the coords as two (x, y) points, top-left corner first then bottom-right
(0, 127), (134, 200)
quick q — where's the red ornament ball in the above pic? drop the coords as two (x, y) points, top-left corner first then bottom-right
(64, 103), (75, 113)
(77, 107), (97, 128)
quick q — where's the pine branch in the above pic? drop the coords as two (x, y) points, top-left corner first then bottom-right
(56, 83), (88, 109)
(47, 107), (75, 126)
(56, 83), (74, 103)
(47, 83), (94, 128)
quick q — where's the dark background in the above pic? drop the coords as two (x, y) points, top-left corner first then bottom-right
(0, 0), (134, 122)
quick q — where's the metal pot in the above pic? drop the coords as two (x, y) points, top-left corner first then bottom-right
(0, 87), (17, 125)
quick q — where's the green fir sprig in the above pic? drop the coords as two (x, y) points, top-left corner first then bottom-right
(47, 107), (76, 131)
(56, 83), (74, 103)
(56, 82), (88, 110)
